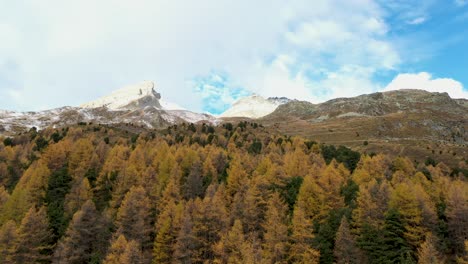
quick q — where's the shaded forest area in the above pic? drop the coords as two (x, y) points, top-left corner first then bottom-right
(0, 122), (467, 263)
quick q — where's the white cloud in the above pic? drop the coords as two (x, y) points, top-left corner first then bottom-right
(383, 72), (468, 99)
(407, 17), (427, 25)
(0, 0), (447, 113)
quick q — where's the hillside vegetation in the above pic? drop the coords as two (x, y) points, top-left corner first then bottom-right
(0, 122), (467, 263)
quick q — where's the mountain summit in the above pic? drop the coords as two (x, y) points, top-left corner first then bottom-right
(81, 81), (184, 111)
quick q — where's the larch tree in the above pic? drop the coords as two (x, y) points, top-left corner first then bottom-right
(53, 200), (105, 264)
(14, 206), (53, 263)
(283, 148), (310, 178)
(115, 186), (152, 254)
(417, 233), (444, 264)
(191, 184), (228, 262)
(64, 177), (92, 218)
(173, 205), (198, 264)
(0, 160), (50, 225)
(182, 160), (204, 200)
(225, 155), (248, 200)
(153, 200), (183, 263)
(68, 138), (95, 179)
(390, 182), (426, 250)
(95, 145), (130, 209)
(214, 219), (249, 264)
(152, 151), (176, 199)
(295, 174), (325, 225)
(262, 192), (289, 264)
(242, 178), (269, 235)
(0, 185), (9, 210)
(0, 220), (17, 264)
(157, 173), (182, 214)
(109, 161), (142, 212)
(289, 204), (320, 264)
(103, 235), (143, 264)
(446, 180), (468, 256)
(353, 179), (390, 231)
(334, 217), (362, 264)
(42, 139), (71, 171)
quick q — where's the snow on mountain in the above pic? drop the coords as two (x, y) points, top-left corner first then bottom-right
(80, 81), (160, 110)
(0, 81), (292, 135)
(0, 81), (216, 135)
(81, 80), (187, 112)
(220, 95), (290, 119)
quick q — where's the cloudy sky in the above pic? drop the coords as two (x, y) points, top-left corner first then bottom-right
(1, 0), (467, 114)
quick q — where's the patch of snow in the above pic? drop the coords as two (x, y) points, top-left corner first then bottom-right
(220, 95), (288, 119)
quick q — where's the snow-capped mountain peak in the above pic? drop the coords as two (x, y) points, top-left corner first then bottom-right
(220, 94), (290, 119)
(81, 81), (165, 110)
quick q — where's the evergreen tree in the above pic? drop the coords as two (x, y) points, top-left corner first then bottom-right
(377, 209), (414, 264)
(45, 166), (72, 241)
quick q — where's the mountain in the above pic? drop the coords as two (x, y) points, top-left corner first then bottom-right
(262, 89), (468, 167)
(80, 80), (184, 111)
(0, 81), (216, 135)
(220, 95), (290, 119)
(1, 84), (466, 166)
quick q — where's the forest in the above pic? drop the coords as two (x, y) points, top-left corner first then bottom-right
(0, 121), (467, 264)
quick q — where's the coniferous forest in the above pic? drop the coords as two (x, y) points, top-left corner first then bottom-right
(0, 122), (467, 264)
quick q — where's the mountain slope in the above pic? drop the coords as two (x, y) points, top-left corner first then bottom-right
(262, 89), (467, 167)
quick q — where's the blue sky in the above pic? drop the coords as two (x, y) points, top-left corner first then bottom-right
(0, 0), (467, 114)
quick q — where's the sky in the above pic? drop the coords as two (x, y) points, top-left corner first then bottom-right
(0, 0), (467, 114)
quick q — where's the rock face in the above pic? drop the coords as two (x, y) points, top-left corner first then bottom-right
(220, 95), (290, 119)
